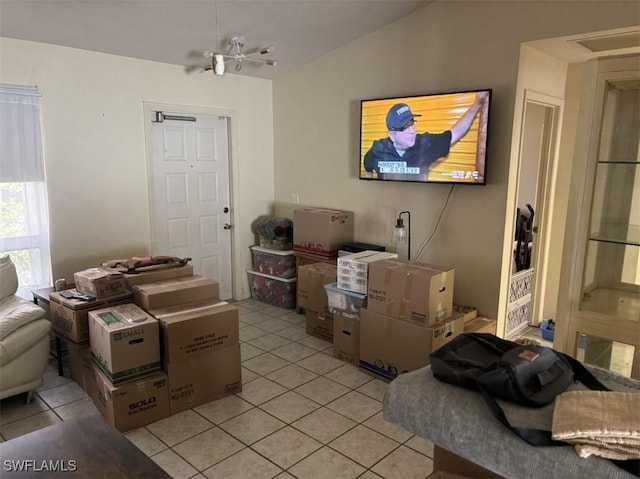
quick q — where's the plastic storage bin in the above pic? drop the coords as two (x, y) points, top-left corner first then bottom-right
(253, 217), (293, 251)
(540, 319), (555, 341)
(247, 269), (297, 310)
(251, 246), (296, 279)
(324, 282), (367, 319)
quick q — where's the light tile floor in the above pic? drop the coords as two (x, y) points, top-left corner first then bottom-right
(1, 299), (448, 479)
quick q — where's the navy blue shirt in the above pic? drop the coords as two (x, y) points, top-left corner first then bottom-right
(364, 131), (452, 178)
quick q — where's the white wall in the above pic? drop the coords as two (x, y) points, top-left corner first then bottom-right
(0, 38), (274, 298)
(272, 0), (639, 321)
(2, 1), (637, 310)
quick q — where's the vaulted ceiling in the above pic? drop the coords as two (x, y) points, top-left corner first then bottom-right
(0, 0), (433, 80)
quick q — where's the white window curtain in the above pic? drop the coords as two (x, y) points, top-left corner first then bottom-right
(0, 84), (52, 292)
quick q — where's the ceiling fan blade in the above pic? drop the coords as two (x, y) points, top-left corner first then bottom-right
(245, 57), (278, 66)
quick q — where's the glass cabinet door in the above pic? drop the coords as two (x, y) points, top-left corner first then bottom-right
(576, 75), (640, 378)
(582, 78), (640, 317)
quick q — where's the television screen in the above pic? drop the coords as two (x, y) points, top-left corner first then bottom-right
(359, 89), (491, 184)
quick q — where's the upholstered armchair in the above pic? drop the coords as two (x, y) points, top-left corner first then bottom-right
(0, 254), (51, 402)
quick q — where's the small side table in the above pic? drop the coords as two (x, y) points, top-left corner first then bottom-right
(32, 287), (65, 376)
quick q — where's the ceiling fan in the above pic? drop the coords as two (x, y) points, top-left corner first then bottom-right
(201, 35), (278, 76)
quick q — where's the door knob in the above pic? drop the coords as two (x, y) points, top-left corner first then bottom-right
(223, 223), (232, 230)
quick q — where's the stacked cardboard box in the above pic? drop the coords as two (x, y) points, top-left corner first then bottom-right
(292, 207), (354, 335)
(87, 303), (169, 432)
(131, 275), (219, 310)
(74, 267), (130, 299)
(359, 259), (462, 381)
(323, 251), (397, 366)
(463, 316), (497, 335)
(49, 290), (133, 344)
(293, 207), (354, 259)
(78, 265), (239, 432)
(367, 260), (454, 325)
(123, 264), (194, 287)
(359, 308), (464, 381)
(297, 262), (337, 342)
(150, 301), (242, 414)
(131, 274), (241, 414)
(453, 303), (497, 335)
(51, 267), (138, 391)
(333, 313), (361, 366)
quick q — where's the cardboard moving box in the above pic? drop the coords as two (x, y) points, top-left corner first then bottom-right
(164, 344), (242, 414)
(152, 301), (239, 363)
(90, 365), (170, 432)
(74, 268), (129, 299)
(49, 290), (133, 343)
(124, 264), (194, 287)
(132, 275), (219, 310)
(333, 314), (360, 366)
(305, 308), (334, 343)
(65, 340), (91, 391)
(297, 262), (337, 313)
(463, 317), (497, 335)
(453, 304), (479, 324)
(359, 308), (464, 382)
(293, 207), (354, 258)
(88, 303), (161, 384)
(367, 260), (454, 326)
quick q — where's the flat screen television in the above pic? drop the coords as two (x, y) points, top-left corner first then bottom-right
(359, 89), (491, 184)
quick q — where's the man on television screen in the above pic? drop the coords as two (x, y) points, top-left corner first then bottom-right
(363, 91), (488, 180)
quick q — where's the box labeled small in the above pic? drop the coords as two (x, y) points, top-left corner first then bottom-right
(88, 303), (161, 384)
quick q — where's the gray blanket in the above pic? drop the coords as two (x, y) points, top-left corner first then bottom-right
(382, 364), (640, 479)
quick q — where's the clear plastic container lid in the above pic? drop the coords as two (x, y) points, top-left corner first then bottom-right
(246, 269), (296, 282)
(251, 246), (295, 256)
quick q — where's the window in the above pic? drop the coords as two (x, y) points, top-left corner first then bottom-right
(0, 84), (51, 293)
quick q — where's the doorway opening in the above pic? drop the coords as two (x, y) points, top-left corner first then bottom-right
(143, 102), (235, 300)
(506, 91), (562, 339)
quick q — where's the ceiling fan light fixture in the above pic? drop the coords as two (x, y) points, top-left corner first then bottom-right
(198, 33), (277, 77)
(213, 54), (225, 75)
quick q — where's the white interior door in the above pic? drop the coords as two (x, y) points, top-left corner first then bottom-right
(149, 112), (233, 300)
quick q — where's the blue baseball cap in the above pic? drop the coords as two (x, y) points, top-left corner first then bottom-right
(386, 103), (421, 130)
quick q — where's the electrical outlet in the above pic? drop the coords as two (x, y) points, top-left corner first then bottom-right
(290, 193), (300, 204)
